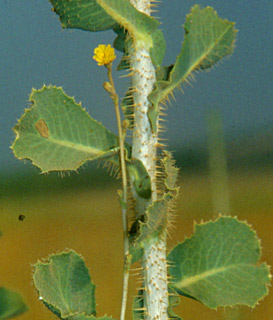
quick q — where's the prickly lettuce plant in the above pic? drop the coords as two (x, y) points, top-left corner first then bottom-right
(9, 1), (271, 320)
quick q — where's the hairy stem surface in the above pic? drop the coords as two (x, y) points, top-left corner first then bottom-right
(129, 1), (169, 319)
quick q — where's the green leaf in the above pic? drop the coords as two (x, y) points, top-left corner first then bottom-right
(97, 1), (165, 65)
(148, 5), (237, 132)
(149, 29), (166, 68)
(113, 22), (165, 69)
(33, 250), (96, 318)
(113, 27), (127, 53)
(49, 0), (158, 40)
(113, 28), (131, 70)
(129, 244), (144, 265)
(129, 152), (178, 262)
(0, 287), (28, 320)
(129, 194), (173, 252)
(136, 151), (179, 242)
(11, 86), (152, 199)
(49, 0), (118, 31)
(12, 86), (121, 173)
(127, 158), (152, 199)
(49, 0), (164, 67)
(168, 216), (271, 309)
(96, 0), (159, 42)
(117, 55), (131, 71)
(155, 65), (173, 82)
(133, 193), (173, 244)
(161, 150), (179, 193)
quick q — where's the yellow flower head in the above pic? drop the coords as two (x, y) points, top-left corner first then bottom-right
(93, 44), (116, 66)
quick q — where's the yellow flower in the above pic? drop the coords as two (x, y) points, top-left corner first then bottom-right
(93, 44), (116, 66)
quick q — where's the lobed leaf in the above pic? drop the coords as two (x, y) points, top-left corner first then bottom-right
(148, 5), (237, 131)
(96, 0), (159, 41)
(149, 29), (166, 67)
(50, 0), (158, 34)
(49, 0), (165, 68)
(33, 250), (96, 319)
(113, 27), (131, 70)
(168, 216), (271, 309)
(132, 193), (173, 245)
(134, 151), (178, 243)
(161, 150), (179, 193)
(96, 0), (165, 66)
(127, 158), (152, 199)
(113, 27), (128, 52)
(12, 86), (121, 173)
(129, 152), (178, 261)
(12, 85), (152, 198)
(49, 0), (118, 31)
(0, 287), (28, 320)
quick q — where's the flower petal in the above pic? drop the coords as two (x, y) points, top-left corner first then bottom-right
(93, 44), (116, 66)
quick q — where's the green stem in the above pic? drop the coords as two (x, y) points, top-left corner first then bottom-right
(105, 64), (130, 320)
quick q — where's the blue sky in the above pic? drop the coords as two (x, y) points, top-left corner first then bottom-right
(1, 0), (272, 171)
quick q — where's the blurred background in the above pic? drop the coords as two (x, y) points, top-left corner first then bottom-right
(1, 1), (272, 319)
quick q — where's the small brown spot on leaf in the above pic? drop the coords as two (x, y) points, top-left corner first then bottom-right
(35, 119), (49, 138)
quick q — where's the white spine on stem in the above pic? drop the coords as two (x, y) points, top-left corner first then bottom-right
(129, 1), (169, 319)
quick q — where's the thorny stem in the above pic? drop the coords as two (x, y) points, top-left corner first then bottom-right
(129, 0), (169, 319)
(105, 64), (130, 320)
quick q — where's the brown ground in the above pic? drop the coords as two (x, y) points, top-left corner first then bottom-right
(1, 171), (272, 320)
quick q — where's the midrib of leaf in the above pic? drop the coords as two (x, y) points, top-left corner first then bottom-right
(97, 0), (157, 46)
(97, 0), (132, 31)
(194, 23), (233, 66)
(171, 23), (233, 86)
(175, 263), (247, 289)
(40, 135), (115, 157)
(46, 263), (71, 314)
(148, 6), (237, 133)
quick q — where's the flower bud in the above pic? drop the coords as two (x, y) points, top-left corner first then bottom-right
(103, 81), (114, 94)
